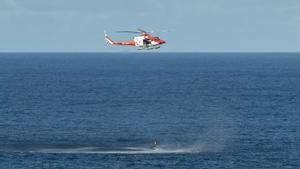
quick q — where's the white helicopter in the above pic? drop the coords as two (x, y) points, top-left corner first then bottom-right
(104, 29), (166, 50)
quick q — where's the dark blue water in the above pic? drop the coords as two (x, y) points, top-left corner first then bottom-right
(0, 53), (299, 168)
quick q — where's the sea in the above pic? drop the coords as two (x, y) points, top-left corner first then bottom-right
(0, 52), (299, 168)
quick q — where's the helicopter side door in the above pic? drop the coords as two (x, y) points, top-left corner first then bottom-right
(134, 36), (146, 47)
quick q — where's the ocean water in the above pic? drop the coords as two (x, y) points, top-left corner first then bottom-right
(0, 52), (299, 168)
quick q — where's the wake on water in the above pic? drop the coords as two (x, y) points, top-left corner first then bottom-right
(29, 146), (192, 154)
(1, 138), (224, 154)
(2, 144), (208, 154)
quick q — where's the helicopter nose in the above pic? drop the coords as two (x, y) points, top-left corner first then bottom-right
(160, 40), (166, 44)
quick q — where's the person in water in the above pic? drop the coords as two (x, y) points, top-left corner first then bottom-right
(152, 140), (159, 150)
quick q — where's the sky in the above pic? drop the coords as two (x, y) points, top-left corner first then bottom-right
(0, 0), (300, 52)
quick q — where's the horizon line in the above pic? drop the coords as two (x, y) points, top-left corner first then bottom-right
(1, 51), (300, 54)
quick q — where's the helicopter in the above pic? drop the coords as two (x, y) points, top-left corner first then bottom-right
(104, 29), (166, 50)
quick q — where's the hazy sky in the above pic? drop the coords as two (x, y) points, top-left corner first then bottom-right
(1, 0), (300, 52)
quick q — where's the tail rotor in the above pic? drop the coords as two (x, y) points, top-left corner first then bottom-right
(104, 30), (114, 45)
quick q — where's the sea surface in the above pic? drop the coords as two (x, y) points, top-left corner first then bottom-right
(0, 52), (299, 168)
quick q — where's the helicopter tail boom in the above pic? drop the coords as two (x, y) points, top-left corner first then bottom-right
(104, 30), (135, 46)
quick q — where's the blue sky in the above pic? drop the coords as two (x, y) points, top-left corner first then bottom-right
(0, 0), (300, 52)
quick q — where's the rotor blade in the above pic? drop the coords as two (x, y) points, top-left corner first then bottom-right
(137, 29), (156, 34)
(116, 29), (163, 34)
(116, 31), (141, 34)
(137, 28), (147, 33)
